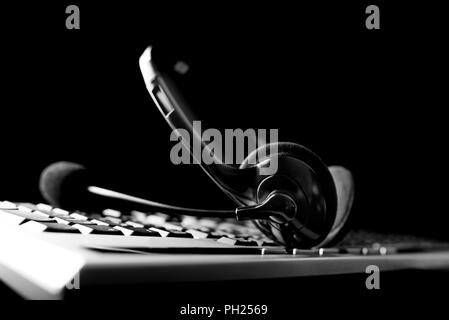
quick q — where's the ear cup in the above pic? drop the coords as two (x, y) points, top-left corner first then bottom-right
(240, 142), (338, 248)
(319, 166), (355, 246)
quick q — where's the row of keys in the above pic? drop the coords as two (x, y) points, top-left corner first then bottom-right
(3, 201), (440, 255)
(81, 205), (277, 245)
(0, 201), (278, 246)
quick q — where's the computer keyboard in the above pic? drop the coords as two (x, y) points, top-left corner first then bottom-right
(2, 200), (449, 255)
(1, 200), (281, 248)
(2, 199), (449, 299)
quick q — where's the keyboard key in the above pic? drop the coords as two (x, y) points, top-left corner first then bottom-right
(154, 212), (170, 221)
(234, 239), (259, 246)
(112, 225), (134, 236)
(181, 216), (199, 228)
(166, 230), (194, 238)
(91, 218), (136, 231)
(149, 227), (193, 238)
(73, 224), (124, 235)
(99, 216), (123, 226)
(261, 240), (280, 247)
(290, 248), (319, 255)
(206, 232), (226, 239)
(34, 204), (70, 218)
(160, 222), (184, 232)
(130, 210), (147, 222)
(103, 208), (122, 218)
(70, 213), (88, 220)
(54, 217), (98, 225)
(35, 203), (53, 213)
(360, 247), (381, 255)
(149, 227), (169, 237)
(125, 221), (145, 228)
(47, 209), (71, 218)
(21, 221), (81, 233)
(17, 205), (34, 213)
(212, 231), (237, 239)
(16, 203), (38, 210)
(185, 229), (209, 239)
(113, 226), (162, 237)
(216, 222), (243, 233)
(130, 227), (162, 237)
(52, 208), (70, 216)
(316, 248), (341, 255)
(261, 247), (288, 255)
(217, 237), (259, 246)
(89, 219), (110, 226)
(0, 201), (18, 210)
(145, 215), (167, 227)
(197, 218), (218, 230)
(2, 209), (56, 223)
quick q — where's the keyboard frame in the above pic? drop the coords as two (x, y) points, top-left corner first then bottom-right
(2, 223), (449, 299)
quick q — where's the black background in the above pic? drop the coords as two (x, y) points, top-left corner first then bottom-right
(1, 1), (448, 240)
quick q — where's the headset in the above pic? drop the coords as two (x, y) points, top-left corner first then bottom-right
(40, 45), (354, 250)
(138, 46), (355, 248)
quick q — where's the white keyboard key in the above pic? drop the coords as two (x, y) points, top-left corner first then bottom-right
(113, 226), (134, 236)
(36, 203), (53, 213)
(72, 224), (124, 235)
(181, 216), (198, 228)
(149, 227), (169, 237)
(198, 218), (218, 229)
(162, 223), (183, 231)
(186, 229), (209, 239)
(131, 210), (147, 222)
(53, 217), (71, 225)
(20, 220), (80, 233)
(125, 221), (144, 228)
(31, 210), (51, 218)
(90, 219), (109, 226)
(17, 205), (34, 213)
(103, 208), (121, 218)
(0, 201), (17, 210)
(145, 215), (166, 227)
(70, 213), (88, 220)
(52, 208), (70, 216)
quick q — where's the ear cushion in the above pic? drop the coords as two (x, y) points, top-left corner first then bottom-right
(318, 166), (355, 246)
(240, 142), (338, 247)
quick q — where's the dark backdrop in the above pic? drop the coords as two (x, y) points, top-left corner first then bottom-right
(1, 2), (447, 239)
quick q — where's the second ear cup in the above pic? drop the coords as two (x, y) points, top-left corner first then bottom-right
(240, 142), (338, 248)
(320, 166), (355, 246)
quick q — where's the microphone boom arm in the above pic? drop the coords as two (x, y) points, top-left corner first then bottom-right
(88, 186), (292, 222)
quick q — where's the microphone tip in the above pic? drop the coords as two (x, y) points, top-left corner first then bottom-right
(39, 161), (90, 209)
